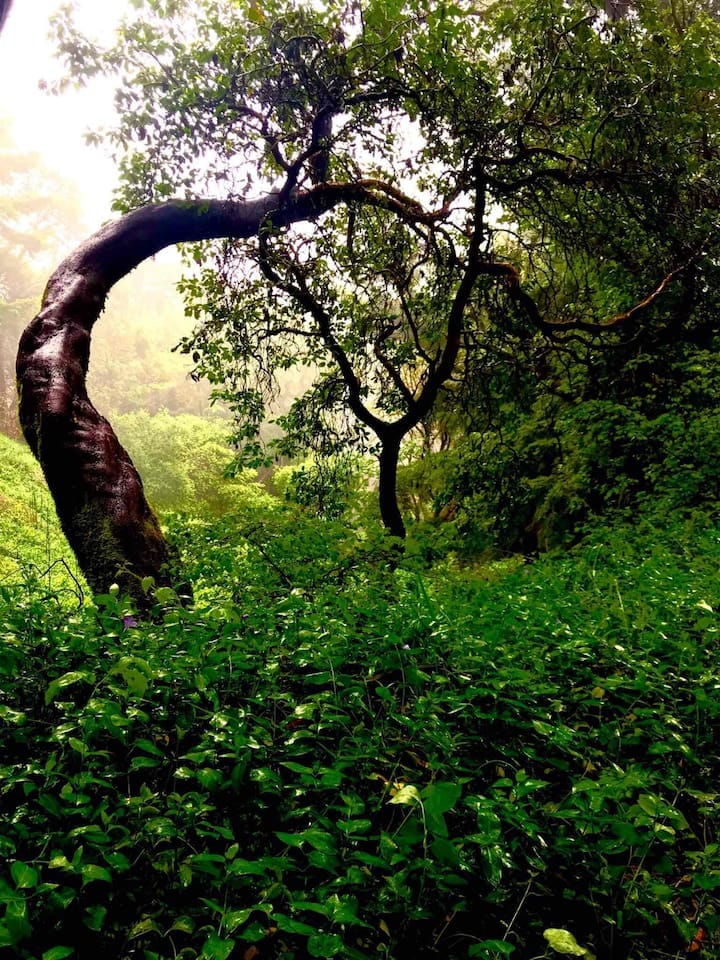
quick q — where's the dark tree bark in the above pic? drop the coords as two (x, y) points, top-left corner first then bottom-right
(377, 434), (405, 539)
(603, 0), (631, 20)
(0, 0), (12, 33)
(16, 188), (362, 604)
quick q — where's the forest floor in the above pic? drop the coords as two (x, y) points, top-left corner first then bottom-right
(0, 434), (719, 960)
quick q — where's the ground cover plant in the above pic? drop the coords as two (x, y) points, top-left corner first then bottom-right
(0, 433), (84, 602)
(1, 497), (719, 960)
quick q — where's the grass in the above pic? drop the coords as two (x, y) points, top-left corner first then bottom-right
(0, 433), (85, 603)
(0, 487), (719, 959)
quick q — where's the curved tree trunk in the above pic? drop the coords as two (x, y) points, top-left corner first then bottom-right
(16, 189), (355, 605)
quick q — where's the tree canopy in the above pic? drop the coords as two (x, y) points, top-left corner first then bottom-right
(17, 0), (720, 596)
(6, 4), (720, 955)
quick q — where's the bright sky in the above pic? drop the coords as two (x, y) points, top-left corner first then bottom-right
(0, 0), (129, 227)
(0, 0), (190, 394)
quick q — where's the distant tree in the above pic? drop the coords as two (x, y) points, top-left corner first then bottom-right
(0, 132), (83, 437)
(87, 257), (216, 419)
(0, 136), (216, 433)
(113, 410), (243, 514)
(17, 0), (720, 601)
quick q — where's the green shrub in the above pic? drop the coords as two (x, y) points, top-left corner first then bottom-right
(1, 508), (719, 959)
(114, 410), (243, 514)
(0, 434), (85, 601)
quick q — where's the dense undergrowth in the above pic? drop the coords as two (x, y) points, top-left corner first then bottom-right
(1, 488), (719, 960)
(0, 433), (84, 601)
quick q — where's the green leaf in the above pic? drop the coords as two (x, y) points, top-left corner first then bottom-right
(129, 918), (160, 938)
(281, 761), (315, 775)
(154, 586), (177, 603)
(307, 932), (344, 957)
(200, 932), (234, 960)
(42, 948), (74, 960)
(326, 895), (367, 926)
(223, 908), (251, 932)
(80, 864), (112, 885)
(111, 657), (152, 697)
(273, 913), (317, 936)
(319, 767), (344, 788)
(44, 671), (93, 705)
(276, 828), (336, 854)
(11, 862), (38, 890)
(532, 719), (555, 737)
(4, 899), (32, 944)
(227, 856), (288, 877)
(543, 929), (596, 959)
(0, 705), (25, 725)
(612, 821), (642, 845)
(388, 784), (421, 806)
(196, 768), (224, 790)
(637, 794), (663, 817)
(430, 836), (460, 866)
(421, 781), (461, 815)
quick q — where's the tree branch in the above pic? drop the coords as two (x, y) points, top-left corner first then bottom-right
(0, 0), (12, 33)
(402, 174), (487, 429)
(478, 257), (695, 334)
(372, 322), (415, 406)
(256, 228), (387, 435)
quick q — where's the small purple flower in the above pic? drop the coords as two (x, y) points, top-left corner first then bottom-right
(122, 615), (139, 630)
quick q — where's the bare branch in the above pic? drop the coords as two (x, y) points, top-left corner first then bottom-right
(479, 257), (696, 334)
(373, 324), (415, 406)
(256, 226), (386, 435)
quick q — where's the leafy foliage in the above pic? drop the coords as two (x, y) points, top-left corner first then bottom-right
(273, 455), (371, 522)
(0, 130), (217, 439)
(434, 319), (720, 555)
(114, 410), (241, 514)
(0, 128), (84, 437)
(87, 257), (216, 420)
(5, 3), (720, 953)
(1, 498), (719, 959)
(0, 433), (84, 601)
(50, 0), (720, 534)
